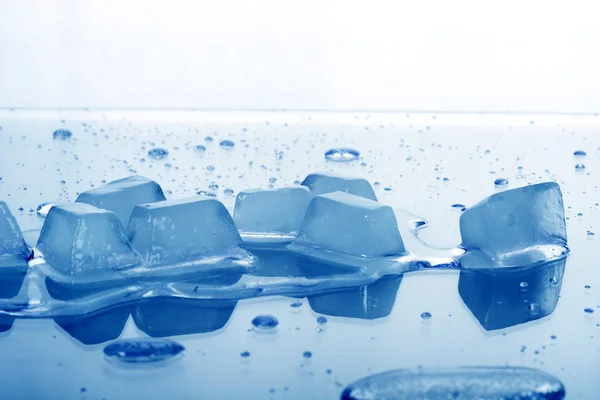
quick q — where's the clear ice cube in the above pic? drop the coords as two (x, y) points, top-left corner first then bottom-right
(460, 182), (567, 258)
(301, 172), (377, 201)
(0, 201), (30, 261)
(233, 186), (311, 237)
(37, 203), (141, 274)
(127, 197), (245, 267)
(292, 191), (405, 257)
(76, 175), (166, 227)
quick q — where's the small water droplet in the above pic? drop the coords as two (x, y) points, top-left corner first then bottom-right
(290, 301), (303, 312)
(196, 190), (216, 197)
(451, 203), (466, 211)
(251, 315), (279, 332)
(316, 316), (328, 325)
(420, 312), (432, 320)
(36, 202), (56, 218)
(148, 148), (168, 160)
(549, 277), (559, 285)
(206, 165), (215, 172)
(575, 164), (586, 171)
(103, 338), (184, 364)
(53, 129), (72, 140)
(528, 303), (540, 314)
(195, 145), (206, 153)
(240, 351), (251, 358)
(303, 351), (313, 359)
(494, 178), (509, 187)
(519, 281), (529, 290)
(585, 285), (591, 289)
(205, 136), (213, 143)
(573, 150), (587, 157)
(411, 219), (428, 230)
(324, 148), (360, 162)
(587, 230), (595, 237)
(269, 177), (277, 183)
(220, 140), (235, 149)
(208, 182), (219, 190)
(584, 308), (594, 314)
(224, 188), (234, 196)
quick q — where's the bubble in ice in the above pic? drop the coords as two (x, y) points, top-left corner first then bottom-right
(324, 148), (360, 162)
(494, 178), (509, 187)
(36, 202), (56, 218)
(251, 315), (279, 332)
(420, 312), (432, 320)
(584, 308), (594, 314)
(575, 163), (586, 171)
(148, 148), (168, 160)
(52, 129), (72, 140)
(549, 276), (559, 285)
(316, 316), (328, 325)
(528, 303), (540, 314)
(103, 338), (184, 364)
(519, 281), (529, 289)
(340, 367), (566, 400)
(303, 351), (313, 359)
(195, 145), (206, 153)
(573, 150), (586, 156)
(220, 140), (235, 149)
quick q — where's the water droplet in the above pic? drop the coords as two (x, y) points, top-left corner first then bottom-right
(240, 351), (251, 358)
(585, 285), (591, 289)
(220, 140), (235, 149)
(196, 190), (216, 197)
(549, 276), (559, 285)
(251, 315), (279, 332)
(573, 150), (587, 157)
(224, 188), (234, 196)
(206, 165), (215, 172)
(420, 312), (432, 320)
(195, 145), (206, 153)
(494, 178), (509, 187)
(550, 335), (557, 340)
(36, 202), (56, 218)
(519, 281), (529, 290)
(53, 129), (72, 140)
(103, 338), (184, 364)
(269, 177), (277, 183)
(587, 230), (595, 237)
(290, 300), (303, 312)
(316, 316), (328, 325)
(411, 219), (428, 230)
(17, 207), (23, 212)
(205, 136), (213, 143)
(584, 308), (594, 314)
(148, 148), (168, 160)
(575, 164), (586, 171)
(324, 148), (360, 162)
(303, 351), (313, 359)
(208, 182), (219, 190)
(528, 303), (540, 314)
(451, 203), (466, 211)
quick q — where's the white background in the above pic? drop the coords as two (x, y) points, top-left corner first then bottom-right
(1, 0), (600, 112)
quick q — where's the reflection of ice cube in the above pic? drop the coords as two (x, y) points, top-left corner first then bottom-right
(128, 197), (245, 268)
(37, 203), (141, 274)
(459, 257), (566, 330)
(302, 172), (377, 201)
(233, 187), (311, 237)
(54, 306), (131, 345)
(76, 175), (166, 227)
(460, 182), (567, 258)
(292, 192), (405, 258)
(0, 201), (30, 262)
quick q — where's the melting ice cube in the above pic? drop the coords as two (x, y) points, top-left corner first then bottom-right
(76, 175), (166, 227)
(37, 203), (141, 274)
(302, 172), (377, 201)
(0, 201), (30, 262)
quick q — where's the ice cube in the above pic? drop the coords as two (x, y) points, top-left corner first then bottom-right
(458, 257), (565, 330)
(37, 203), (141, 274)
(233, 186), (311, 237)
(460, 182), (567, 258)
(76, 175), (166, 227)
(301, 172), (377, 201)
(127, 197), (245, 267)
(0, 201), (30, 262)
(292, 192), (405, 258)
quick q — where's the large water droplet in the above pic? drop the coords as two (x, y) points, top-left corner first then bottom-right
(103, 339), (184, 364)
(325, 148), (360, 162)
(148, 148), (168, 160)
(494, 178), (509, 187)
(53, 129), (72, 140)
(36, 202), (56, 218)
(251, 315), (279, 332)
(573, 150), (587, 157)
(220, 140), (235, 149)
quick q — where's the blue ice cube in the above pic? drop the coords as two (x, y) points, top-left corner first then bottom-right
(292, 192), (405, 258)
(127, 197), (245, 267)
(0, 201), (30, 262)
(76, 175), (166, 227)
(301, 172), (377, 201)
(460, 182), (567, 258)
(37, 203), (141, 274)
(233, 186), (311, 237)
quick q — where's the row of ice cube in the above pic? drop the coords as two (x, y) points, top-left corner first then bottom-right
(1, 172), (567, 277)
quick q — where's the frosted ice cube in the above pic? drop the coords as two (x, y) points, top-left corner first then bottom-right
(292, 192), (405, 258)
(0, 201), (30, 261)
(37, 203), (141, 274)
(127, 197), (245, 267)
(233, 186), (311, 237)
(460, 182), (567, 258)
(301, 172), (377, 201)
(76, 175), (166, 227)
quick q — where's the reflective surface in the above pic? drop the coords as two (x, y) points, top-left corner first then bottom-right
(0, 110), (599, 399)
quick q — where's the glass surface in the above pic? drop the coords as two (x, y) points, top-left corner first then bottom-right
(0, 109), (598, 399)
